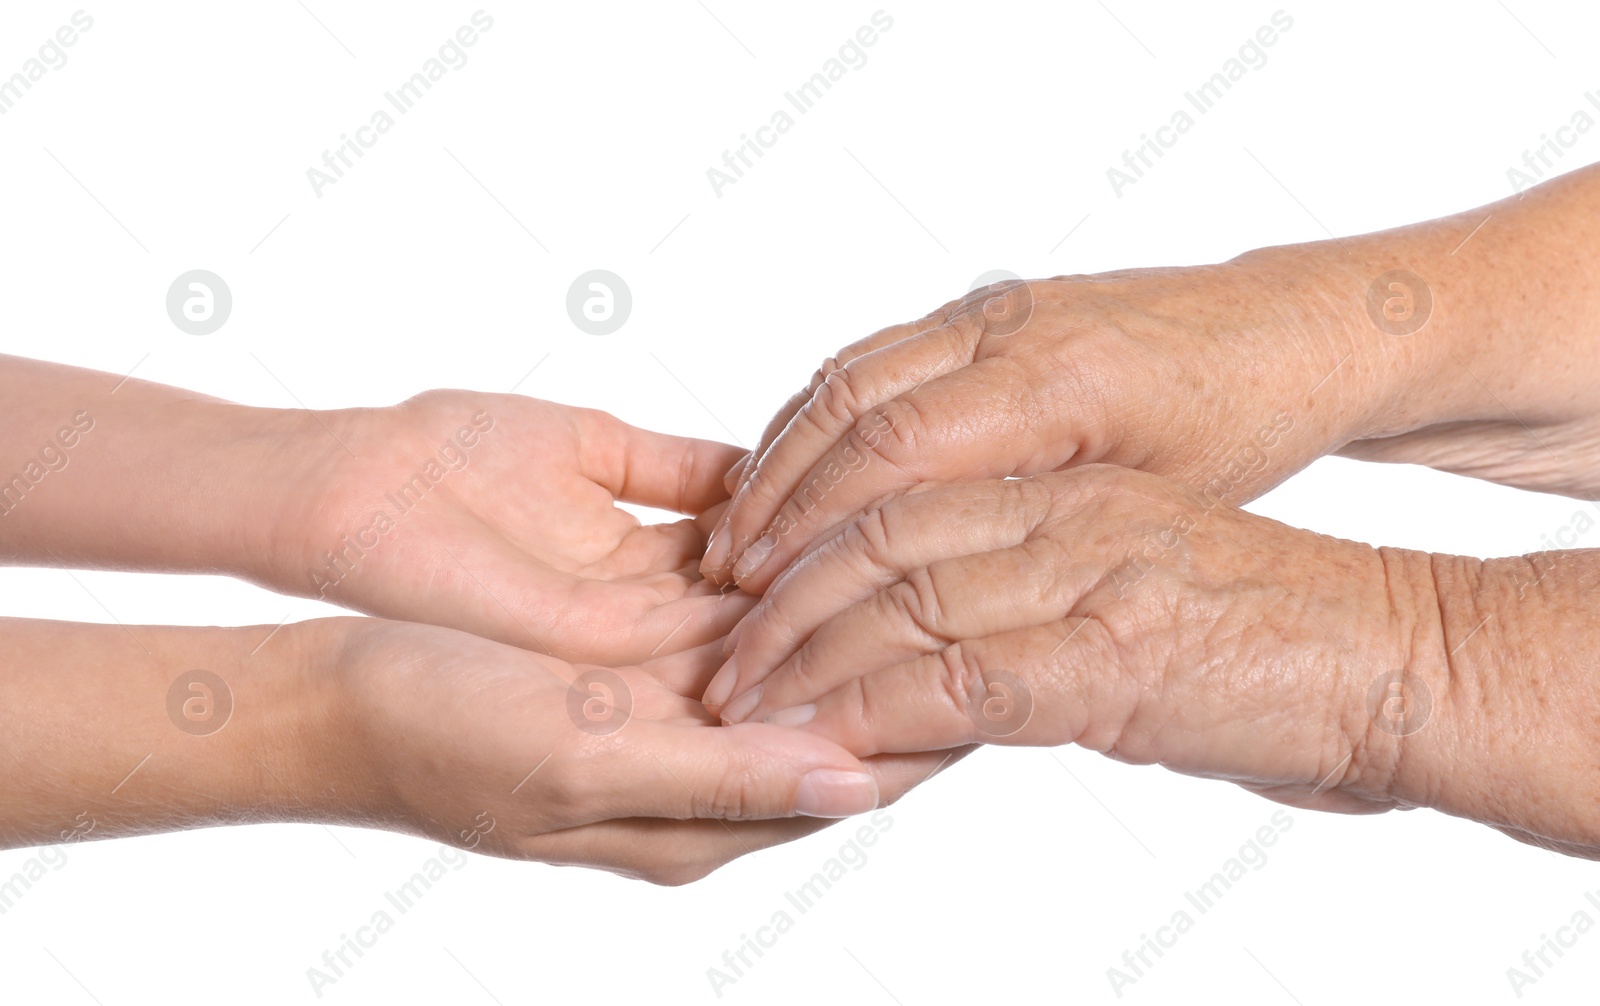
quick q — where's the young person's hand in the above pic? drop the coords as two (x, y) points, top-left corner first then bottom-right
(275, 392), (751, 664)
(0, 356), (747, 665)
(0, 615), (952, 885)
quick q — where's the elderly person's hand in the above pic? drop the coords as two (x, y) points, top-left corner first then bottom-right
(699, 165), (1600, 613)
(709, 465), (1600, 858)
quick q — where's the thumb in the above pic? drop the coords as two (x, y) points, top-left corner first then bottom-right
(594, 720), (881, 821)
(578, 409), (747, 515)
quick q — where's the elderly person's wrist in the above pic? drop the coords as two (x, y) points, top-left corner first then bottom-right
(1224, 230), (1482, 452)
(1352, 547), (1600, 856)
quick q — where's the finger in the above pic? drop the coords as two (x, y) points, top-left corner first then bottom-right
(647, 638), (749, 699)
(720, 454), (752, 498)
(728, 310), (950, 503)
(520, 816), (833, 884)
(585, 719), (882, 821)
(578, 409), (746, 515)
(729, 358), (1075, 593)
(735, 537), (1104, 723)
(705, 479), (1052, 712)
(707, 382), (817, 571)
(697, 499), (732, 541)
(564, 581), (752, 664)
(596, 519), (707, 577)
(519, 748), (963, 884)
(705, 322), (977, 581)
(767, 621), (1125, 756)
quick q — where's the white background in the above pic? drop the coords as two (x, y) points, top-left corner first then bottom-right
(1, 1), (1597, 1002)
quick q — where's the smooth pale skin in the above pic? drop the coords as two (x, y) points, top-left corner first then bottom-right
(0, 354), (753, 666)
(700, 163), (1600, 602)
(716, 466), (1600, 857)
(0, 356), (961, 881)
(0, 615), (949, 884)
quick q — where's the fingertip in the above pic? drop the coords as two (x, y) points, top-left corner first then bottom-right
(793, 769), (879, 818)
(730, 531), (777, 587)
(765, 703), (817, 728)
(701, 655), (739, 711)
(683, 440), (751, 513)
(722, 452), (752, 495)
(720, 683), (762, 725)
(721, 612), (749, 655)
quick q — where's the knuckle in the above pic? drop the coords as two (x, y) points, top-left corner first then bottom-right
(779, 646), (826, 703)
(854, 399), (926, 468)
(935, 642), (986, 722)
(1003, 475), (1061, 529)
(805, 354), (845, 395)
(810, 365), (868, 428)
(1042, 464), (1136, 521)
(744, 596), (794, 658)
(885, 571), (946, 642)
(696, 757), (763, 821)
(676, 439), (704, 507)
(847, 504), (896, 569)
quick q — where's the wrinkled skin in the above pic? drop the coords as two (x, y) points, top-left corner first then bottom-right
(713, 467), (1440, 816)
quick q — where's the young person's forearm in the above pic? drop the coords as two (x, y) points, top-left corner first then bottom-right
(0, 616), (351, 849)
(0, 355), (327, 580)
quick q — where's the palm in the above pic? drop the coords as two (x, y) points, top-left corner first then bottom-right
(293, 391), (750, 664)
(340, 620), (951, 881)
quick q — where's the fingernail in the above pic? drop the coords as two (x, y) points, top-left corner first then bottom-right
(765, 703), (816, 728)
(720, 683), (762, 724)
(702, 656), (739, 710)
(702, 520), (734, 573)
(793, 769), (879, 818)
(721, 615), (749, 655)
(731, 531), (777, 583)
(722, 455), (748, 484)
